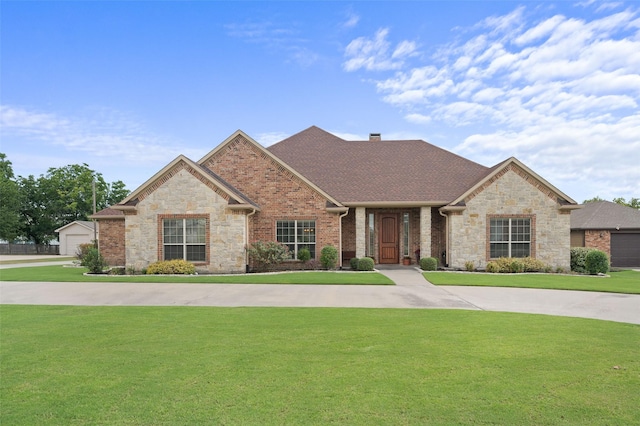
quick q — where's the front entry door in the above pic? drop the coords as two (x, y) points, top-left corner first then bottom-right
(379, 214), (399, 264)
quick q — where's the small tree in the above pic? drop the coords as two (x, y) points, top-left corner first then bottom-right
(247, 241), (290, 272)
(82, 247), (108, 274)
(320, 245), (339, 270)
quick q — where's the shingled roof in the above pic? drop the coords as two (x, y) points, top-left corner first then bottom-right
(267, 126), (490, 205)
(571, 201), (640, 230)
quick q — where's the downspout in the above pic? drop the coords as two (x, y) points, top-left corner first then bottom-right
(439, 209), (449, 267)
(245, 208), (257, 271)
(338, 209), (350, 269)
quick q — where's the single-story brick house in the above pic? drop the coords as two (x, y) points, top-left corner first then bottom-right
(571, 201), (640, 267)
(93, 126), (580, 272)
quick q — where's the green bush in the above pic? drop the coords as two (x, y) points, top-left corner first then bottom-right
(585, 249), (610, 275)
(146, 259), (196, 275)
(357, 257), (375, 271)
(320, 245), (339, 270)
(464, 261), (475, 272)
(484, 257), (550, 273)
(350, 258), (360, 270)
(571, 247), (593, 273)
(420, 257), (438, 271)
(75, 242), (97, 262)
(486, 261), (500, 273)
(81, 247), (108, 274)
(247, 241), (290, 272)
(297, 247), (311, 263)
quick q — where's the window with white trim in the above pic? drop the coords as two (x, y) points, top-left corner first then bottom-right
(163, 218), (206, 262)
(276, 220), (316, 259)
(490, 218), (531, 258)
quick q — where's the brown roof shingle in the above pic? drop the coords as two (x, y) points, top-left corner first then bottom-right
(267, 126), (490, 204)
(571, 201), (640, 230)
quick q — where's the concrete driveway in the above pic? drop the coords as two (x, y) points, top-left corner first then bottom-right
(1, 263), (638, 325)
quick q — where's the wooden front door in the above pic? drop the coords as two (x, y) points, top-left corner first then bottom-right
(379, 214), (399, 264)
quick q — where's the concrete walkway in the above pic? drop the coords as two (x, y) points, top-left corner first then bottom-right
(1, 263), (639, 325)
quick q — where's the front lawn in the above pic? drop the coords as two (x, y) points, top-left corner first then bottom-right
(424, 270), (640, 294)
(1, 306), (638, 425)
(0, 265), (393, 285)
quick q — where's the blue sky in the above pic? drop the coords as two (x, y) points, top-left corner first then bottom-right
(2, 1), (639, 203)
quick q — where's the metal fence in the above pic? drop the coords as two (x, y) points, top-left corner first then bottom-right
(0, 244), (60, 255)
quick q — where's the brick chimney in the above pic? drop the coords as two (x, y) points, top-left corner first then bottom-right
(369, 133), (381, 141)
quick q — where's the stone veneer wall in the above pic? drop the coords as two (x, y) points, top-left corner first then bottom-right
(202, 135), (342, 260)
(125, 167), (246, 273)
(448, 165), (571, 270)
(98, 219), (125, 266)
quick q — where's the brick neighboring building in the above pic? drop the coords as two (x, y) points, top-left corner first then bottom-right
(94, 126), (580, 273)
(571, 201), (640, 268)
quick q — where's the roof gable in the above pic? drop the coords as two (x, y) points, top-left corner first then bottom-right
(55, 220), (96, 233)
(267, 126), (491, 205)
(200, 129), (345, 208)
(115, 155), (259, 211)
(443, 157), (578, 210)
(571, 201), (640, 230)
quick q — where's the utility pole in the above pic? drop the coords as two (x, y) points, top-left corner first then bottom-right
(92, 179), (98, 246)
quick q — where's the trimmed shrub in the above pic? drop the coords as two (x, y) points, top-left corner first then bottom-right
(571, 247), (593, 273)
(350, 257), (360, 270)
(509, 259), (525, 273)
(486, 261), (500, 273)
(297, 247), (311, 263)
(521, 257), (549, 272)
(357, 257), (375, 271)
(420, 257), (438, 271)
(82, 247), (108, 274)
(464, 261), (475, 272)
(585, 249), (610, 275)
(320, 245), (339, 270)
(248, 241), (290, 272)
(146, 259), (195, 275)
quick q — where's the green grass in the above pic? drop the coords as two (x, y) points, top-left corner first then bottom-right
(424, 270), (640, 294)
(0, 265), (393, 285)
(1, 305), (638, 425)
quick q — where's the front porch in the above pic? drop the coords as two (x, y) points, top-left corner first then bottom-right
(341, 207), (446, 266)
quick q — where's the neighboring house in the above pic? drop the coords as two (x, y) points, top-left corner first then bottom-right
(93, 126), (580, 273)
(571, 201), (640, 267)
(55, 221), (96, 256)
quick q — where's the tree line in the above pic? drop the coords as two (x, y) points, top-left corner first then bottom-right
(583, 196), (639, 209)
(0, 153), (130, 245)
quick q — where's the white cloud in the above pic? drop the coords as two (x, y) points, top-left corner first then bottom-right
(343, 28), (418, 72)
(342, 11), (360, 29)
(344, 5), (640, 201)
(256, 131), (290, 147)
(0, 105), (191, 164)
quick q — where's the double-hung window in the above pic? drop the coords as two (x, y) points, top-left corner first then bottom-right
(489, 217), (531, 258)
(276, 220), (316, 259)
(163, 218), (207, 262)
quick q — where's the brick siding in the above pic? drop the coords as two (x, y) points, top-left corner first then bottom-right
(202, 134), (342, 259)
(585, 230), (611, 255)
(98, 219), (125, 266)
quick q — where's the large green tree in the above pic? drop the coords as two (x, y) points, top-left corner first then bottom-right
(17, 162), (130, 245)
(584, 196), (639, 209)
(0, 153), (22, 242)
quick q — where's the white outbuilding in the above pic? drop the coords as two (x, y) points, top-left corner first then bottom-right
(55, 221), (97, 256)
